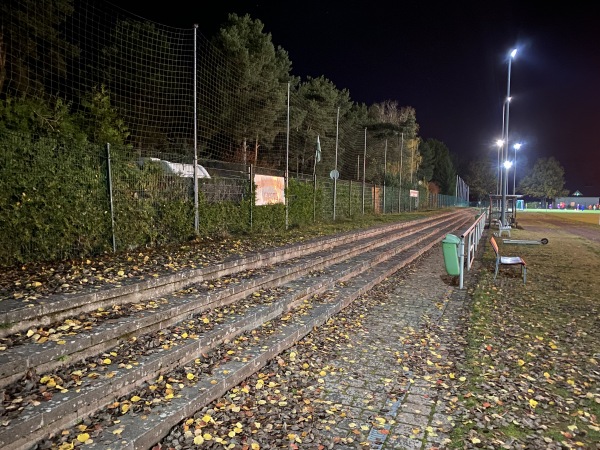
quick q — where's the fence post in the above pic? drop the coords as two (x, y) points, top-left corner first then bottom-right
(106, 143), (116, 253)
(373, 184), (376, 214)
(313, 174), (317, 223)
(349, 180), (352, 217)
(249, 164), (253, 230)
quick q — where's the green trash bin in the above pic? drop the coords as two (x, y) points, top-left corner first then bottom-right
(442, 234), (461, 276)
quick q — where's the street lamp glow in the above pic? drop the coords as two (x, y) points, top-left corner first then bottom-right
(500, 46), (517, 226)
(503, 160), (513, 170)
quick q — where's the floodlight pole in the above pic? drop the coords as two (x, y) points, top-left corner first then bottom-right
(193, 24), (199, 234)
(501, 48), (517, 226)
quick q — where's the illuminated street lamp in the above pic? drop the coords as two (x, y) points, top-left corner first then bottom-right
(495, 139), (504, 195)
(512, 142), (522, 195)
(497, 95), (510, 195)
(500, 48), (517, 226)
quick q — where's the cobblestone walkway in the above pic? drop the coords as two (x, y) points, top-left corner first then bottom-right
(308, 245), (477, 449)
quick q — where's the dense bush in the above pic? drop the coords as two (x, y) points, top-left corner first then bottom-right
(0, 96), (428, 267)
(0, 99), (112, 263)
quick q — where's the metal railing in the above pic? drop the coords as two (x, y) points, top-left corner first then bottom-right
(458, 209), (488, 289)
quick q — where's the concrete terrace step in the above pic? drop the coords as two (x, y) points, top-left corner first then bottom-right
(0, 210), (473, 450)
(61, 228), (461, 450)
(0, 212), (464, 388)
(0, 211), (464, 338)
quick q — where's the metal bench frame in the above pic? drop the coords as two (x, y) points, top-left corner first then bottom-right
(497, 222), (512, 237)
(490, 236), (526, 283)
(491, 219), (512, 237)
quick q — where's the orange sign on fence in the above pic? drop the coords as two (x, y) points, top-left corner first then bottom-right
(254, 175), (285, 205)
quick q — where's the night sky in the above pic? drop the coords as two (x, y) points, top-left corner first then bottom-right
(117, 1), (600, 196)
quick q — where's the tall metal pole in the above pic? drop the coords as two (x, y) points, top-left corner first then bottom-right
(193, 25), (199, 234)
(501, 48), (516, 226)
(498, 100), (506, 195)
(362, 128), (366, 214)
(399, 133), (403, 211)
(333, 107), (339, 220)
(383, 139), (387, 213)
(410, 139), (414, 186)
(106, 144), (116, 253)
(285, 82), (290, 229)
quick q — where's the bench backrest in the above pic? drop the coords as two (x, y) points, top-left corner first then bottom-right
(490, 236), (500, 256)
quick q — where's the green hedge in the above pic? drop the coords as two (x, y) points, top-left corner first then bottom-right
(0, 131), (111, 263)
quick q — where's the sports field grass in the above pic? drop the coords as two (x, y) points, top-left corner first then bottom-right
(518, 209), (600, 225)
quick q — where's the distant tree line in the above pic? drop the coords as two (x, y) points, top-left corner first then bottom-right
(0, 1), (464, 195)
(1, 1), (568, 201)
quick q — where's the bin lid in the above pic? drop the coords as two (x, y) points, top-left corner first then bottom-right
(442, 234), (460, 244)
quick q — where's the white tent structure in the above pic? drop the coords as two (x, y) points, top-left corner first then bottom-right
(138, 157), (210, 178)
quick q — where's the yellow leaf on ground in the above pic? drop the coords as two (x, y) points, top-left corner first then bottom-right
(77, 433), (90, 442)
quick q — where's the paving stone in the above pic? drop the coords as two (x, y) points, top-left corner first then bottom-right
(305, 241), (480, 449)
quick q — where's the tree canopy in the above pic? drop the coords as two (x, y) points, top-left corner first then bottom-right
(418, 138), (456, 195)
(518, 157), (568, 204)
(210, 13), (292, 163)
(464, 157), (496, 202)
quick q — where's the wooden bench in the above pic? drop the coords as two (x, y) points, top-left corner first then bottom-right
(490, 236), (526, 283)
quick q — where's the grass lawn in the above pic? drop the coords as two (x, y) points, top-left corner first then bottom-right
(448, 211), (600, 449)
